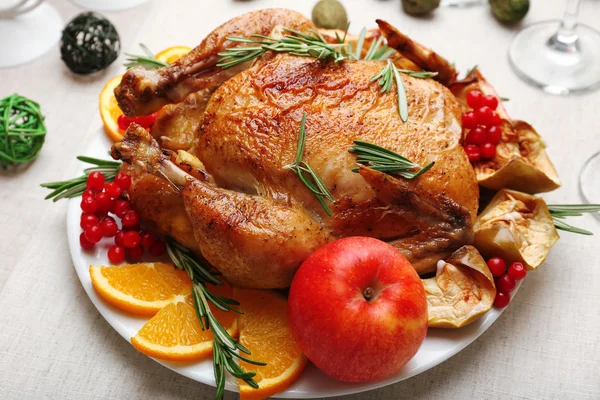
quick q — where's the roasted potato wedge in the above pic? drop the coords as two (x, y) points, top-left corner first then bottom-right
(473, 189), (559, 270)
(423, 245), (496, 328)
(451, 69), (561, 194)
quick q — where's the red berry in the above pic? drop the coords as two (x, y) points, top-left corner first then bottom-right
(123, 224), (140, 232)
(508, 262), (527, 280)
(104, 182), (121, 199)
(481, 143), (497, 159)
(496, 274), (516, 293)
(482, 94), (499, 110)
(115, 230), (126, 247)
(100, 216), (119, 237)
(140, 231), (157, 248)
(79, 232), (95, 249)
(462, 111), (478, 129)
(111, 199), (131, 218)
(95, 208), (108, 219)
(108, 245), (126, 264)
(465, 127), (487, 146)
(494, 292), (510, 308)
(82, 189), (95, 199)
(464, 144), (481, 163)
(86, 171), (105, 192)
(117, 114), (131, 131)
(466, 90), (485, 109)
(487, 257), (507, 277)
(80, 196), (97, 213)
(114, 172), (132, 190)
(476, 106), (495, 126)
(489, 111), (502, 126)
(80, 213), (99, 230)
(127, 245), (144, 261)
(122, 210), (140, 229)
(95, 192), (114, 214)
(84, 224), (103, 244)
(487, 126), (502, 144)
(150, 240), (166, 257)
(122, 231), (141, 249)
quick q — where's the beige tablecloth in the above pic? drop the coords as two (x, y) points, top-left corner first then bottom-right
(1, 0), (599, 399)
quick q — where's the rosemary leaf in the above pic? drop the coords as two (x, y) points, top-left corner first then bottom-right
(391, 62), (408, 122)
(349, 140), (434, 179)
(354, 27), (367, 60)
(547, 204), (600, 235)
(284, 112), (334, 216)
(553, 219), (593, 236)
(123, 43), (170, 70)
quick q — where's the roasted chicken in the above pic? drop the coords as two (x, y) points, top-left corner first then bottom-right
(112, 9), (478, 289)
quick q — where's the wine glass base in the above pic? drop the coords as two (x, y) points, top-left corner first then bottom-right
(441, 0), (483, 7)
(70, 0), (150, 12)
(579, 152), (600, 221)
(509, 21), (600, 95)
(0, 3), (63, 68)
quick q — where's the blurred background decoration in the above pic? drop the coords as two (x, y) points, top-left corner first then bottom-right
(0, 0), (62, 68)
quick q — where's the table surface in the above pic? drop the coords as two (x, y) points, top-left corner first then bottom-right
(1, 0), (599, 399)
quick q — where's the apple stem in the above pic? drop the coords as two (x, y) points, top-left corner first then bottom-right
(363, 287), (375, 302)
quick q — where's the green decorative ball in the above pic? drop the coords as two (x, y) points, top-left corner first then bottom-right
(60, 12), (120, 75)
(402, 0), (441, 15)
(489, 0), (530, 23)
(312, 0), (349, 30)
(0, 94), (46, 169)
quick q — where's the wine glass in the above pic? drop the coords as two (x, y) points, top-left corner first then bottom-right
(508, 0), (600, 95)
(0, 0), (63, 68)
(440, 0), (483, 7)
(69, 0), (149, 12)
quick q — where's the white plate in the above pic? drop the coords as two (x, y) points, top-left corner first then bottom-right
(69, 129), (515, 398)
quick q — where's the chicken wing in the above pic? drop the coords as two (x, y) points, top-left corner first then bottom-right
(115, 8), (315, 116)
(113, 125), (332, 288)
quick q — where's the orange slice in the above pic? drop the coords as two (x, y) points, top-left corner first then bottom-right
(235, 289), (308, 400)
(99, 74), (126, 142)
(90, 262), (191, 316)
(155, 46), (192, 64)
(131, 284), (238, 362)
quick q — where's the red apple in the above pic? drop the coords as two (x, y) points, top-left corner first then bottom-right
(288, 237), (428, 382)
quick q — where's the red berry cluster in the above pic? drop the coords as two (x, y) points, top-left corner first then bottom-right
(461, 90), (502, 163)
(79, 171), (166, 264)
(486, 257), (527, 308)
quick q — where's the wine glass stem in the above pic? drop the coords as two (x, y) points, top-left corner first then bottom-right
(549, 0), (582, 53)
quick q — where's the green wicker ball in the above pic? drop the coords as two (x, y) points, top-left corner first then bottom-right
(60, 12), (120, 75)
(0, 94), (46, 169)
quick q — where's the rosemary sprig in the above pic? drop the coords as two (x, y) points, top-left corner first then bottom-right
(166, 239), (265, 400)
(217, 29), (347, 70)
(344, 27), (395, 61)
(124, 43), (170, 70)
(40, 156), (121, 201)
(547, 204), (600, 235)
(370, 60), (438, 122)
(349, 140), (434, 179)
(371, 60), (407, 121)
(284, 112), (334, 216)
